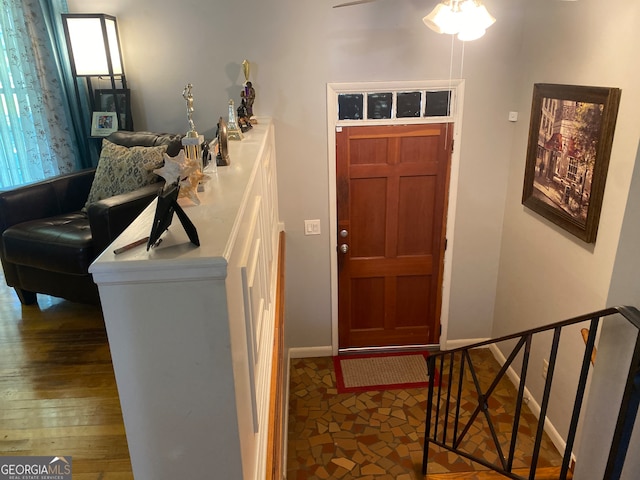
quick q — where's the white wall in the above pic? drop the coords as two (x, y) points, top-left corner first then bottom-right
(492, 0), (640, 469)
(68, 0), (525, 350)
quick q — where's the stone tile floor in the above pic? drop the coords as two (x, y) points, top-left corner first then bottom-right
(287, 349), (562, 479)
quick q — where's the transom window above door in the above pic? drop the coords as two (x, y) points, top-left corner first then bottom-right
(337, 89), (454, 123)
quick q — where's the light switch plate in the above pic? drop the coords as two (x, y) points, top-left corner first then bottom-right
(304, 219), (321, 235)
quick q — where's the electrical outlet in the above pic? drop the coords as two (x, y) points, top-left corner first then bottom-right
(542, 359), (549, 379)
(304, 219), (321, 236)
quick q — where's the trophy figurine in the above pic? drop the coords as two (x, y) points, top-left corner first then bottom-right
(181, 84), (204, 170)
(183, 83), (197, 137)
(241, 60), (256, 123)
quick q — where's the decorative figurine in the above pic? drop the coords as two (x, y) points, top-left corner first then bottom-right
(182, 83), (197, 135)
(241, 60), (256, 122)
(237, 100), (252, 133)
(241, 82), (255, 117)
(153, 150), (204, 205)
(226, 99), (243, 141)
(178, 84), (206, 201)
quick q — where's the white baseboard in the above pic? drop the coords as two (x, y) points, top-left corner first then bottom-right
(288, 346), (333, 359)
(488, 344), (573, 463)
(445, 338), (491, 350)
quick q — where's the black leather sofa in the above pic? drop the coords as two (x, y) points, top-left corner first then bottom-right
(0, 131), (182, 305)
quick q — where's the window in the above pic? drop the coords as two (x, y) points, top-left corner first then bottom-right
(0, 19), (26, 186)
(0, 3), (78, 189)
(337, 89), (454, 123)
(567, 157), (578, 182)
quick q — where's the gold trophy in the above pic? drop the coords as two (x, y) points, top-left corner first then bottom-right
(181, 84), (204, 170)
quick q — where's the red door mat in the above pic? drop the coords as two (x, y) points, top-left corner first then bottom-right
(333, 351), (436, 394)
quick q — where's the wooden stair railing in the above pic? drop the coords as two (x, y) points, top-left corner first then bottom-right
(422, 306), (640, 480)
(266, 232), (286, 480)
(580, 328), (597, 365)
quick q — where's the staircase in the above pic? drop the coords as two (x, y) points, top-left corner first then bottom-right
(421, 306), (640, 480)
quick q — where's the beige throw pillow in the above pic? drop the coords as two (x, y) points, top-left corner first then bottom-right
(84, 139), (167, 210)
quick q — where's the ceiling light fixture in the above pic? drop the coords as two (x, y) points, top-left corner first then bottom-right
(423, 0), (496, 41)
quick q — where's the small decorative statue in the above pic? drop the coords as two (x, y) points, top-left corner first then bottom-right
(182, 83), (197, 136)
(241, 60), (256, 122)
(241, 81), (255, 117)
(237, 100), (252, 132)
(226, 99), (243, 141)
(176, 83), (207, 203)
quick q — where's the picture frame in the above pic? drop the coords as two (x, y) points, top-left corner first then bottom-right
(522, 83), (621, 243)
(94, 88), (133, 131)
(147, 184), (199, 251)
(90, 111), (118, 137)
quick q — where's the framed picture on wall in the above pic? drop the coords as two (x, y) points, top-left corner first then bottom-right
(90, 111), (118, 137)
(94, 88), (133, 131)
(522, 83), (621, 243)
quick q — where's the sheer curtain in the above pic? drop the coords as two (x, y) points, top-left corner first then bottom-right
(0, 0), (86, 189)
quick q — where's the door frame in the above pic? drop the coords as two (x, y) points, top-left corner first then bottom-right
(327, 80), (465, 355)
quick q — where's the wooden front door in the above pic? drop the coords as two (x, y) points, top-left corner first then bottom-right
(337, 124), (452, 349)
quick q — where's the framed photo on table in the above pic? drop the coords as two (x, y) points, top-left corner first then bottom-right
(522, 83), (621, 243)
(94, 88), (133, 131)
(90, 112), (118, 137)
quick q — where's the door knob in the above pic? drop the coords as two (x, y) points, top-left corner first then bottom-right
(340, 229), (348, 238)
(339, 244), (349, 254)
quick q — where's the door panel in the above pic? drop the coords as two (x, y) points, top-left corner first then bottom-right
(337, 124), (452, 349)
(396, 275), (431, 328)
(351, 178), (387, 257)
(398, 176), (436, 255)
(351, 277), (385, 330)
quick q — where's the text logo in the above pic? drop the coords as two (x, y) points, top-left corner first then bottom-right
(0, 456), (72, 480)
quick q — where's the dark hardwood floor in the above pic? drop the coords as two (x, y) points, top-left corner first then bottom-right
(0, 276), (133, 479)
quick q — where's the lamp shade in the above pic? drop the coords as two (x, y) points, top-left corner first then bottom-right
(423, 3), (459, 35)
(460, 3), (495, 32)
(62, 14), (123, 76)
(423, 0), (495, 41)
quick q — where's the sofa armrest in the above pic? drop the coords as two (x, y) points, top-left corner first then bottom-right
(87, 182), (163, 255)
(0, 169), (95, 233)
